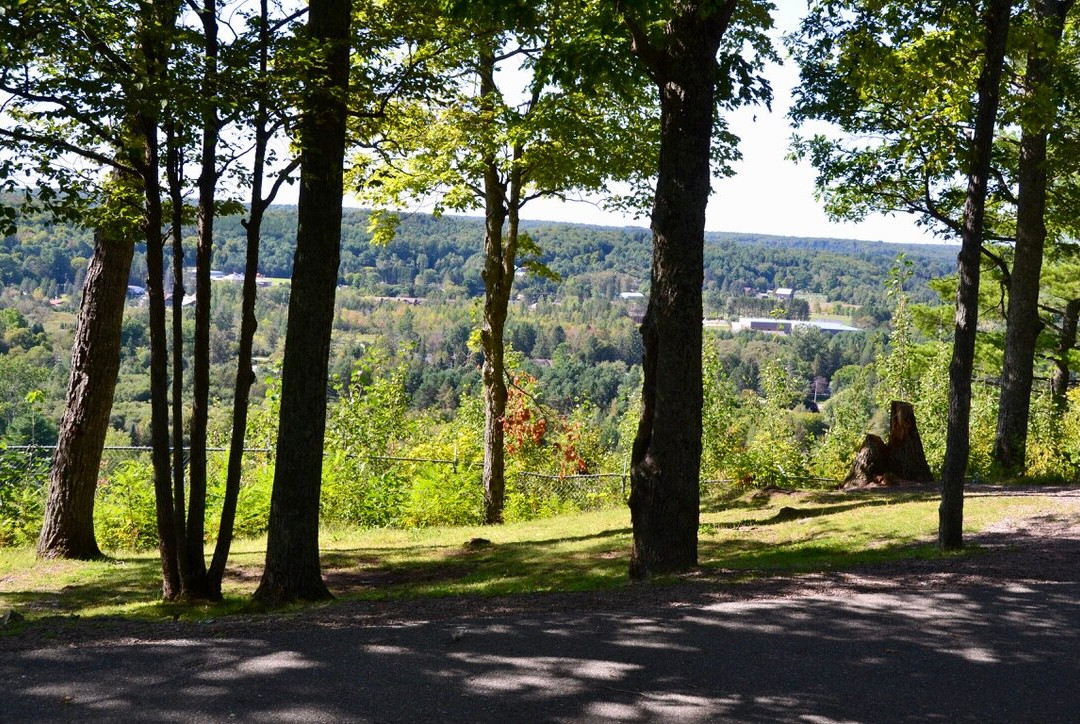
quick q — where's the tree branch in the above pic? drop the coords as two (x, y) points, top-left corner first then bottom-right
(0, 128), (137, 175)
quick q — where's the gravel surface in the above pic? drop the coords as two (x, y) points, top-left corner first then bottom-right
(3, 486), (1080, 722)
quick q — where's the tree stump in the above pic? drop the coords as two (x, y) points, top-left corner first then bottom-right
(842, 401), (934, 489)
(885, 401), (934, 483)
(843, 434), (889, 488)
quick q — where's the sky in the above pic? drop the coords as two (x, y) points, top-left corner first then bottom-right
(519, 2), (940, 245)
(336, 1), (944, 245)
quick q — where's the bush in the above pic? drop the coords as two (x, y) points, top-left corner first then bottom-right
(0, 446), (47, 547)
(94, 460), (158, 551)
(400, 464), (483, 527)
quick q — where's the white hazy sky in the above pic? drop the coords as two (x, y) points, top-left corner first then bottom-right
(337, 1), (942, 245)
(521, 2), (939, 244)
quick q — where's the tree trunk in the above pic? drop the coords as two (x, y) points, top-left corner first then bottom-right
(143, 117), (182, 599)
(182, 0), (220, 600)
(208, 0), (275, 601)
(624, 5), (734, 579)
(842, 434), (888, 488)
(994, 0), (1071, 474)
(940, 0), (1011, 551)
(1051, 298), (1079, 405)
(136, 0), (183, 598)
(887, 401), (934, 482)
(254, 0), (350, 606)
(165, 119), (190, 590)
(843, 402), (933, 488)
(476, 48), (522, 525)
(37, 210), (136, 560)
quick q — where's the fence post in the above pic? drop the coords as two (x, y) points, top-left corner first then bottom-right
(621, 456), (629, 498)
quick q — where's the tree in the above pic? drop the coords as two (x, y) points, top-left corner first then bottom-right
(788, 0), (1012, 548)
(208, 0), (303, 601)
(613, 0), (773, 578)
(362, 0), (658, 523)
(994, 0), (1075, 472)
(0, 0), (171, 560)
(38, 192), (140, 559)
(254, 0), (351, 605)
(940, 0), (1012, 549)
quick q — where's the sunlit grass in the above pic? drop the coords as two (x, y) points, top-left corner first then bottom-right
(1, 489), (1073, 626)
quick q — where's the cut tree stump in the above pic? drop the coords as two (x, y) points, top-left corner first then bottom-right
(842, 401), (934, 489)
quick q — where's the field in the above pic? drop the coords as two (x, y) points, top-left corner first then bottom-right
(1, 485), (1069, 624)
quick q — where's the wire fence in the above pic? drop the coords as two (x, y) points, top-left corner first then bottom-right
(1, 445), (842, 496)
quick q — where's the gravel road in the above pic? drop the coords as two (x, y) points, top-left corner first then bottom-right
(4, 489), (1080, 723)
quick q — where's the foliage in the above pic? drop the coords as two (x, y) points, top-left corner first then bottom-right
(0, 445), (48, 547)
(94, 461), (159, 552)
(875, 254), (917, 404)
(809, 366), (874, 480)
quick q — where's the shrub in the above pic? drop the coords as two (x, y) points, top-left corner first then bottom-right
(94, 460), (158, 551)
(0, 446), (47, 547)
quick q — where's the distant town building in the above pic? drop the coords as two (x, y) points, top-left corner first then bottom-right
(731, 317), (860, 335)
(619, 291), (645, 300)
(126, 285), (147, 298)
(774, 287), (795, 300)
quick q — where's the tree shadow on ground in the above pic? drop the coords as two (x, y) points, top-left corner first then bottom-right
(6, 528), (1080, 723)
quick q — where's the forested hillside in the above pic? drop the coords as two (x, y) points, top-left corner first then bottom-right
(3, 205), (955, 307)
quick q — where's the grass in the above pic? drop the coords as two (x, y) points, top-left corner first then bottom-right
(0, 487), (1072, 625)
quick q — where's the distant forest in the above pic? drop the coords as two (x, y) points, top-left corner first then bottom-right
(3, 205), (956, 310)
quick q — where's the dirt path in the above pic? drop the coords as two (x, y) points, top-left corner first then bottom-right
(4, 487), (1080, 721)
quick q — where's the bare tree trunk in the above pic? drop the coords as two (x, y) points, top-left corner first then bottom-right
(37, 209), (136, 560)
(940, 0), (1011, 551)
(207, 0), (278, 601)
(1051, 298), (1079, 405)
(620, 4), (735, 578)
(138, 0), (183, 599)
(994, 0), (1071, 474)
(887, 401), (934, 482)
(182, 0), (220, 600)
(143, 121), (182, 599)
(254, 0), (350, 606)
(843, 434), (888, 489)
(165, 120), (190, 588)
(476, 48), (523, 525)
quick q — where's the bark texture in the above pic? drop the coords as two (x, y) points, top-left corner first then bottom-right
(475, 47), (528, 525)
(993, 0), (1072, 473)
(940, 0), (1011, 551)
(37, 221), (135, 560)
(843, 434), (889, 489)
(887, 401), (934, 483)
(254, 0), (350, 605)
(621, 3), (735, 579)
(207, 0), (277, 601)
(138, 0), (183, 598)
(843, 402), (933, 488)
(1051, 298), (1079, 404)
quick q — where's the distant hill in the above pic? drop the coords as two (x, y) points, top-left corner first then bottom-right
(3, 204), (955, 305)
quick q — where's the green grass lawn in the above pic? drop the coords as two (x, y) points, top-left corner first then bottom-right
(0, 488), (1070, 623)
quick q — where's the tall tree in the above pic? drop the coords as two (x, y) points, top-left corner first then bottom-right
(362, 0), (658, 523)
(613, 0), (773, 578)
(37, 185), (140, 559)
(789, 0), (1012, 547)
(0, 0), (169, 560)
(207, 0), (303, 601)
(993, 0), (1074, 472)
(940, 0), (1011, 549)
(254, 0), (351, 605)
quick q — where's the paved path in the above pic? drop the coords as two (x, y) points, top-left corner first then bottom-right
(4, 577), (1080, 722)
